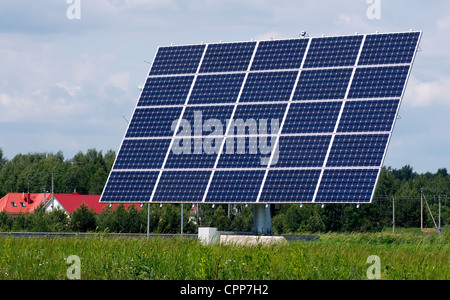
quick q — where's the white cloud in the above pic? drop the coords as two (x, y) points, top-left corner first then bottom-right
(252, 31), (289, 41)
(405, 75), (450, 107)
(107, 72), (131, 92)
(56, 83), (82, 98)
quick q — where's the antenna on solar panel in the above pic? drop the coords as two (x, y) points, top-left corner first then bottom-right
(122, 115), (129, 124)
(144, 60), (152, 65)
(300, 31), (308, 38)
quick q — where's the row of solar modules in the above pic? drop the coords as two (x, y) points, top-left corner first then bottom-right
(149, 32), (420, 75)
(114, 134), (389, 169)
(102, 168), (378, 203)
(125, 99), (400, 138)
(139, 66), (409, 106)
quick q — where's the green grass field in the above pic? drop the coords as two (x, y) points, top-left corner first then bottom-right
(0, 229), (448, 280)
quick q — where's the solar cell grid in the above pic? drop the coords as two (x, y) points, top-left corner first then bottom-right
(152, 170), (211, 202)
(138, 76), (194, 107)
(149, 45), (206, 76)
(240, 71), (298, 103)
(205, 170), (266, 203)
(250, 39), (308, 71)
(260, 169), (321, 203)
(100, 31), (421, 204)
(114, 139), (170, 170)
(303, 35), (363, 68)
(199, 42), (256, 73)
(348, 66), (410, 99)
(293, 68), (353, 100)
(359, 32), (420, 65)
(125, 107), (183, 138)
(282, 101), (341, 134)
(338, 99), (400, 132)
(189, 74), (245, 104)
(326, 134), (389, 167)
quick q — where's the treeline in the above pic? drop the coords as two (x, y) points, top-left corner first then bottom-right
(0, 148), (115, 196)
(0, 149), (449, 233)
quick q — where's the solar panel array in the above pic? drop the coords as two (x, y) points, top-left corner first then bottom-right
(100, 31), (421, 204)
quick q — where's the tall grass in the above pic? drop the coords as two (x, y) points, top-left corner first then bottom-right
(0, 231), (448, 280)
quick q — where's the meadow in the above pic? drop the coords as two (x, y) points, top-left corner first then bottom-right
(0, 229), (448, 280)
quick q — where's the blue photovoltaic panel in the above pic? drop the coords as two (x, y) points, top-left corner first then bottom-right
(293, 68), (353, 100)
(338, 99), (400, 132)
(251, 39), (308, 71)
(204, 170), (266, 203)
(101, 171), (159, 203)
(240, 71), (298, 103)
(231, 103), (286, 135)
(216, 136), (273, 168)
(114, 139), (170, 170)
(177, 105), (234, 136)
(101, 31), (421, 204)
(149, 45), (205, 76)
(199, 42), (256, 73)
(348, 66), (410, 99)
(165, 137), (222, 169)
(359, 32), (420, 66)
(276, 135), (331, 168)
(137, 76), (194, 107)
(315, 169), (379, 203)
(303, 35), (363, 68)
(125, 107), (182, 138)
(259, 170), (321, 203)
(282, 101), (341, 134)
(327, 134), (390, 167)
(189, 74), (245, 104)
(152, 171), (211, 202)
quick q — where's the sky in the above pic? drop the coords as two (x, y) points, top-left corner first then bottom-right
(0, 0), (449, 174)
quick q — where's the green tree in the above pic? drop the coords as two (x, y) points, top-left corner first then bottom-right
(305, 210), (325, 233)
(211, 205), (230, 231)
(229, 205), (253, 232)
(70, 203), (97, 232)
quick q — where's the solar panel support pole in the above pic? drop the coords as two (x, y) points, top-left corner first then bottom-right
(181, 203), (184, 235)
(147, 203), (150, 238)
(252, 204), (273, 235)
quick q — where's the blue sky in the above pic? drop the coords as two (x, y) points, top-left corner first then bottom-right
(0, 0), (449, 173)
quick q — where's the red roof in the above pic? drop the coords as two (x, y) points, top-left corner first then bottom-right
(0, 193), (52, 214)
(0, 193), (141, 214)
(53, 193), (103, 213)
(53, 193), (140, 214)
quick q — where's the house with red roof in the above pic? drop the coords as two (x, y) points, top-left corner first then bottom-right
(43, 193), (140, 214)
(0, 193), (52, 215)
(0, 192), (141, 215)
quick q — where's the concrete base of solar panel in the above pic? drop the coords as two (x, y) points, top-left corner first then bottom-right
(198, 227), (288, 246)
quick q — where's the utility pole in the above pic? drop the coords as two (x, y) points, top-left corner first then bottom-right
(420, 187), (424, 230)
(439, 195), (441, 234)
(392, 196), (395, 234)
